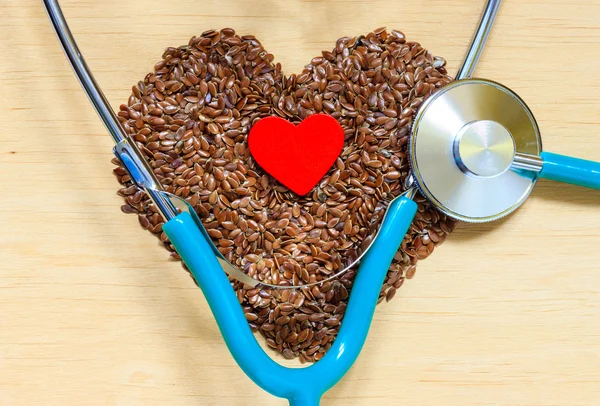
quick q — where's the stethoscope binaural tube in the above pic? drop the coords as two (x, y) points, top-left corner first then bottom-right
(42, 0), (179, 222)
(42, 0), (502, 404)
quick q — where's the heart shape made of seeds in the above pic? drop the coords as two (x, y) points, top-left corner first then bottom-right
(114, 27), (457, 362)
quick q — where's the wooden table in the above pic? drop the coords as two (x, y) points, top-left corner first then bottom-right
(2, 0), (600, 404)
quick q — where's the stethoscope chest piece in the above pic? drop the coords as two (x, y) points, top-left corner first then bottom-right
(410, 79), (543, 222)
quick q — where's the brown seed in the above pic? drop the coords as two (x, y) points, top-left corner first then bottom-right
(275, 316), (291, 326)
(207, 122), (220, 135)
(245, 312), (258, 322)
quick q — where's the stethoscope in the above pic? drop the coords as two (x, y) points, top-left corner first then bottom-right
(43, 0), (600, 404)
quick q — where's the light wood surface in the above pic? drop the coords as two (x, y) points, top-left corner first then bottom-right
(3, 1), (600, 405)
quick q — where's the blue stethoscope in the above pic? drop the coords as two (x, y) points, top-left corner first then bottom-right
(43, 0), (600, 404)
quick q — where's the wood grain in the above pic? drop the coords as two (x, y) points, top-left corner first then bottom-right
(2, 1), (600, 405)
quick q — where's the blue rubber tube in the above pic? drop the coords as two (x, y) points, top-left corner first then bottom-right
(540, 151), (600, 189)
(163, 196), (418, 405)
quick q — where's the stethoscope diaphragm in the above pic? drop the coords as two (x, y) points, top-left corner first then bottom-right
(410, 78), (543, 222)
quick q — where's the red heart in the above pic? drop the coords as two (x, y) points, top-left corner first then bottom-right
(248, 114), (344, 196)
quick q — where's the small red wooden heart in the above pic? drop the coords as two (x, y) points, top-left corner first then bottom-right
(248, 114), (344, 196)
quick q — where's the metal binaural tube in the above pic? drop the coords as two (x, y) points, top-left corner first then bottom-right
(43, 0), (126, 145)
(456, 0), (502, 80)
(43, 0), (178, 221)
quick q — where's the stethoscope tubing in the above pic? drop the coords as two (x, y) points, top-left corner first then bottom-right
(42, 0), (179, 221)
(164, 197), (417, 405)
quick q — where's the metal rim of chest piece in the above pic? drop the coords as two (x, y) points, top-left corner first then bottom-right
(410, 78), (543, 223)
